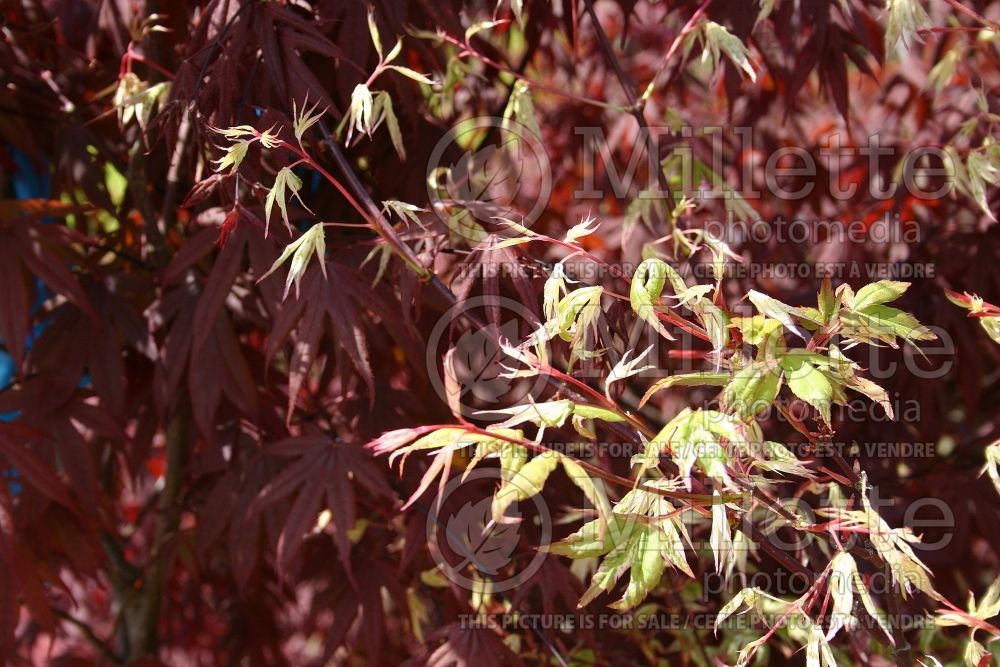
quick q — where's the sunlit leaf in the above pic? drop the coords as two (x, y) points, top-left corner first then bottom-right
(258, 223), (328, 299)
(263, 167), (307, 236)
(780, 355), (833, 426)
(491, 451), (559, 520)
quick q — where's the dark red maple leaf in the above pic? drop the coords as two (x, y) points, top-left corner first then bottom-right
(249, 432), (393, 582)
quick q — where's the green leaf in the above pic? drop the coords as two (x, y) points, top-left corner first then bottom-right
(264, 167), (306, 236)
(926, 47), (960, 92)
(464, 19), (509, 42)
(571, 414), (597, 439)
(852, 305), (936, 344)
(491, 451), (559, 521)
(852, 280), (910, 311)
(563, 215), (599, 244)
(466, 435), (527, 480)
(503, 81), (541, 139)
(641, 409), (743, 485)
(980, 441), (1000, 498)
(367, 9), (383, 59)
(292, 96), (326, 143)
(382, 199), (427, 227)
(578, 532), (634, 607)
(722, 362), (782, 419)
(376, 91), (406, 160)
(630, 258), (674, 340)
(715, 587), (756, 634)
(701, 303), (731, 354)
(212, 138), (251, 175)
(608, 527), (665, 610)
(573, 404), (627, 423)
(561, 457), (612, 520)
(483, 400), (575, 429)
(854, 566), (892, 640)
(384, 38), (403, 64)
(257, 125), (281, 148)
(780, 355), (833, 426)
(884, 0), (930, 50)
(548, 518), (615, 559)
(805, 623), (838, 667)
(511, 0), (524, 25)
(500, 442), (528, 482)
(210, 124), (256, 139)
(638, 408), (694, 479)
(543, 261), (571, 320)
(551, 286), (604, 344)
(967, 149), (1000, 222)
(605, 346), (654, 398)
(258, 223), (328, 299)
(347, 83), (374, 142)
(548, 514), (638, 559)
(980, 317), (1000, 345)
(747, 290), (808, 340)
(659, 515), (694, 578)
(710, 491), (733, 574)
(844, 375), (894, 419)
(817, 278), (839, 323)
(752, 441), (813, 478)
(733, 315), (782, 346)
(826, 552), (856, 639)
(943, 290), (1000, 345)
(667, 284), (713, 307)
(385, 65), (435, 85)
(701, 20), (757, 81)
(963, 639), (990, 667)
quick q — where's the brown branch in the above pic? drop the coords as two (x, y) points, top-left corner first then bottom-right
(942, 0), (999, 30)
(54, 610), (122, 665)
(157, 105), (192, 236)
(862, 475), (914, 667)
(581, 0), (676, 211)
(125, 140), (168, 265)
(884, 560), (914, 667)
(125, 410), (189, 661)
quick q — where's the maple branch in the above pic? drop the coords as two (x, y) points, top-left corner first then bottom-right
(126, 140), (169, 265)
(190, 1), (256, 106)
(644, 0), (713, 96)
(884, 561), (914, 667)
(285, 129), (439, 284)
(581, 0), (676, 210)
(126, 410), (189, 661)
(158, 106), (192, 235)
(860, 475), (915, 667)
(438, 32), (623, 112)
(741, 522), (814, 581)
(55, 610), (123, 665)
(942, 0), (1000, 30)
(458, 424), (739, 507)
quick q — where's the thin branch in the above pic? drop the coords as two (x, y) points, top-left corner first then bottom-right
(581, 0), (676, 211)
(942, 0), (999, 30)
(54, 610), (123, 665)
(439, 33), (623, 111)
(883, 560), (914, 667)
(458, 423), (740, 506)
(125, 410), (189, 661)
(158, 105), (192, 236)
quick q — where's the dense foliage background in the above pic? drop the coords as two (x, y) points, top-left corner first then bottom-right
(1, 0), (999, 664)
